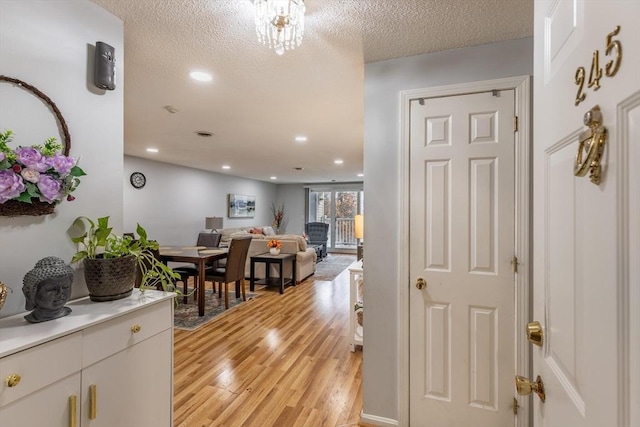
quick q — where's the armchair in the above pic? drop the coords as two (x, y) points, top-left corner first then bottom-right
(305, 222), (329, 258)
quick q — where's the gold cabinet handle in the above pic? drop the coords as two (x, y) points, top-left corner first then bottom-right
(527, 321), (544, 347)
(416, 278), (427, 290)
(5, 374), (21, 387)
(69, 395), (77, 427)
(131, 324), (141, 333)
(89, 384), (97, 420)
(515, 375), (545, 402)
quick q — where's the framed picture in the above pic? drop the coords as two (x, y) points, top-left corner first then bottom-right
(228, 194), (255, 218)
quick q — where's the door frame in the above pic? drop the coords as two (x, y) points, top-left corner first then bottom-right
(398, 75), (532, 426)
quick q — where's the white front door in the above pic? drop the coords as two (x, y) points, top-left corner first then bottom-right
(409, 89), (516, 426)
(533, 1), (639, 426)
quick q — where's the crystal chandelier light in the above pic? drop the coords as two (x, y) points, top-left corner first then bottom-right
(254, 0), (305, 56)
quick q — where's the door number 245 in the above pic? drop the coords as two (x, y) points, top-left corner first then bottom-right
(575, 26), (623, 106)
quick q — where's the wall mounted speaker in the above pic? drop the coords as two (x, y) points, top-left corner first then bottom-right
(94, 41), (116, 90)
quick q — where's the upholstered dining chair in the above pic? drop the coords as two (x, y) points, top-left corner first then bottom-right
(204, 236), (251, 309)
(172, 232), (222, 303)
(305, 222), (329, 258)
(195, 232), (222, 248)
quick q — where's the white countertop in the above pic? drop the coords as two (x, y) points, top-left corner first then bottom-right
(0, 289), (175, 358)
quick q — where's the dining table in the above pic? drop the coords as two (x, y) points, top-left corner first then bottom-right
(159, 245), (228, 317)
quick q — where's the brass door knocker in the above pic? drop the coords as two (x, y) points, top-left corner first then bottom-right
(574, 105), (607, 185)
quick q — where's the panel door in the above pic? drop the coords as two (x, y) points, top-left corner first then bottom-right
(409, 90), (516, 426)
(533, 1), (640, 425)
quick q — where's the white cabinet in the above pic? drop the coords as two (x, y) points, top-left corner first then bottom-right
(81, 329), (172, 426)
(0, 289), (174, 427)
(349, 260), (363, 352)
(0, 371), (81, 427)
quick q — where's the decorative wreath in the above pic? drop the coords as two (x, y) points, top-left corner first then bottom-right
(0, 76), (80, 217)
(0, 76), (71, 155)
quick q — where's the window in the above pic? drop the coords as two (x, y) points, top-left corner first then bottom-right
(307, 185), (363, 253)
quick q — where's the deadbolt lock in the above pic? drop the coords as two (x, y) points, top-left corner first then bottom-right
(416, 278), (427, 290)
(527, 321), (543, 347)
(515, 375), (545, 402)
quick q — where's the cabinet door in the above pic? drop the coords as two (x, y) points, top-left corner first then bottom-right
(81, 329), (172, 427)
(0, 372), (81, 427)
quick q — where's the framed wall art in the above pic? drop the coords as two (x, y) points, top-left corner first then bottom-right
(228, 194), (255, 218)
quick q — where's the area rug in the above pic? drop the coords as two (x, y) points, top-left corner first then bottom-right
(312, 253), (357, 281)
(173, 289), (256, 331)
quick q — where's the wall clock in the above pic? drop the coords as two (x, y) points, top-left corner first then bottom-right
(130, 172), (146, 189)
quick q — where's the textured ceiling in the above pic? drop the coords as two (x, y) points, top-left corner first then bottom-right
(90, 0), (533, 184)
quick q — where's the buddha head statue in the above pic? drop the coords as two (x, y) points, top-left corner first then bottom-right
(22, 256), (74, 323)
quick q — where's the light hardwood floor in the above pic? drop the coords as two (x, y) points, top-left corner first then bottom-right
(173, 258), (363, 427)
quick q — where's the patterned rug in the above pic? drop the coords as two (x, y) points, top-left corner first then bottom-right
(173, 289), (256, 331)
(312, 253), (357, 281)
(174, 255), (355, 330)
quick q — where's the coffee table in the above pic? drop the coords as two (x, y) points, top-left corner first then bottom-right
(250, 252), (296, 294)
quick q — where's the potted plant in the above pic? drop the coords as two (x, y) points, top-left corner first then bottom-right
(70, 216), (179, 301)
(354, 301), (363, 326)
(271, 201), (287, 234)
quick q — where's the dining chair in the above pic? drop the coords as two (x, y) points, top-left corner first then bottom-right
(195, 232), (221, 248)
(204, 236), (251, 309)
(172, 232), (221, 302)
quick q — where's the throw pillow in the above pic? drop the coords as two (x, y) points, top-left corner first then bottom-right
(263, 226), (275, 236)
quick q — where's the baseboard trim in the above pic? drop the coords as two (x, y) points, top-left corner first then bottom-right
(360, 412), (399, 426)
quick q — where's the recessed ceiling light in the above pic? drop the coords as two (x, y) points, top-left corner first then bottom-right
(270, 176), (277, 180)
(222, 165), (231, 170)
(334, 159), (344, 165)
(357, 173), (364, 177)
(295, 136), (307, 142)
(189, 71), (212, 82)
(195, 131), (213, 137)
(146, 148), (159, 153)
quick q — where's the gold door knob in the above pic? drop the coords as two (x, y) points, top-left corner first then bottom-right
(416, 278), (427, 290)
(527, 321), (543, 347)
(515, 375), (545, 402)
(131, 324), (141, 333)
(5, 374), (21, 387)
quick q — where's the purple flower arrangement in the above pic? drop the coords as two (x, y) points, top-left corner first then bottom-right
(0, 130), (86, 205)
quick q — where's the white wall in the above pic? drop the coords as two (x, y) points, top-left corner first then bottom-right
(0, 0), (123, 318)
(276, 184), (306, 235)
(124, 156), (278, 245)
(362, 37), (533, 423)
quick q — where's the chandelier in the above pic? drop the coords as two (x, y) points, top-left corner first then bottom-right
(254, 0), (305, 56)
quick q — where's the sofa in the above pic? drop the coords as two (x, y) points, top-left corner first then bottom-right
(215, 226), (316, 283)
